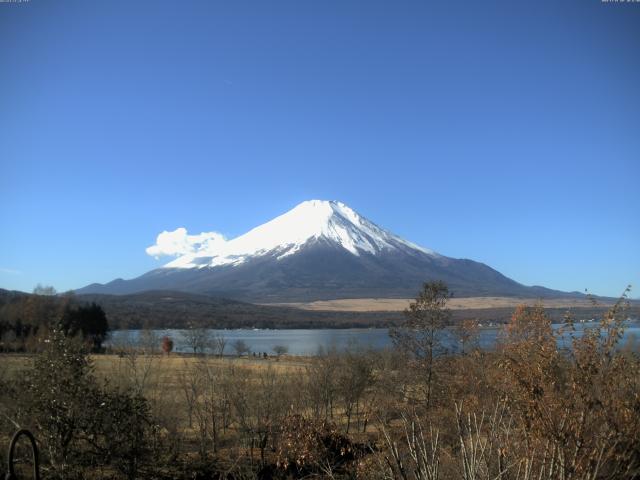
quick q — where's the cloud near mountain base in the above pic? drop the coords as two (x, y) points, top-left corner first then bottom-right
(146, 228), (227, 258)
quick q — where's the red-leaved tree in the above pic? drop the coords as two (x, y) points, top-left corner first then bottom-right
(161, 336), (173, 355)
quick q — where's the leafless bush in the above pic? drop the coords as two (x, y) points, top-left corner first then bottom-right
(379, 412), (441, 480)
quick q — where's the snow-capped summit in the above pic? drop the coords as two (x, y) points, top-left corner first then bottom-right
(164, 200), (437, 269)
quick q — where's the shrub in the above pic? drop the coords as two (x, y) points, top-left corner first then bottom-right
(16, 329), (154, 479)
(161, 335), (174, 355)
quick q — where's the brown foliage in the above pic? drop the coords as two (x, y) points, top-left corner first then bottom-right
(161, 335), (174, 355)
(493, 294), (640, 479)
(274, 414), (366, 477)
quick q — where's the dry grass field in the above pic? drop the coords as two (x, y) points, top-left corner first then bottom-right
(265, 296), (617, 312)
(1, 352), (311, 399)
(1, 350), (348, 478)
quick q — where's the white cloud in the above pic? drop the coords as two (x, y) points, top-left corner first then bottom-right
(146, 228), (227, 258)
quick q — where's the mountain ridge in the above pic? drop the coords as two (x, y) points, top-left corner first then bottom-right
(77, 200), (582, 301)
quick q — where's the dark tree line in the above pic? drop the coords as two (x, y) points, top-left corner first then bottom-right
(59, 302), (109, 351)
(0, 290), (109, 352)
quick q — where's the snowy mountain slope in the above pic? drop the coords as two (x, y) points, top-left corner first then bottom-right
(77, 200), (577, 301)
(164, 200), (436, 269)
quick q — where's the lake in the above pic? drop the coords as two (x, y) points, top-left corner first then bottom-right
(107, 321), (640, 356)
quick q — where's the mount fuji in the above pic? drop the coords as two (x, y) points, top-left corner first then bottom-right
(78, 200), (572, 302)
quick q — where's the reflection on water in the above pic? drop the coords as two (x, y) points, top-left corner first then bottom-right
(107, 321), (640, 356)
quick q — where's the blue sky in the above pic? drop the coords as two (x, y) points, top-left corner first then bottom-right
(1, 0), (638, 298)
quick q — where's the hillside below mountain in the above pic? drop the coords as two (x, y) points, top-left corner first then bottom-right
(3, 288), (631, 331)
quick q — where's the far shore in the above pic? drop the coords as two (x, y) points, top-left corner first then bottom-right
(261, 296), (623, 312)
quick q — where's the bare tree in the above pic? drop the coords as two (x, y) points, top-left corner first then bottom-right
(211, 333), (227, 357)
(227, 366), (290, 465)
(138, 328), (160, 354)
(233, 339), (250, 357)
(272, 344), (288, 358)
(33, 284), (57, 296)
(336, 348), (375, 434)
(188, 359), (228, 456)
(389, 280), (451, 408)
(178, 360), (201, 429)
(305, 346), (339, 422)
(452, 318), (480, 355)
(379, 412), (441, 480)
(182, 326), (211, 355)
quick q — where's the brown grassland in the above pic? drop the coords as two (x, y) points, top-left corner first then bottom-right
(265, 296), (622, 312)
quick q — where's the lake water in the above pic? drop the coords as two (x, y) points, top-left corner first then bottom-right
(107, 321), (640, 356)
